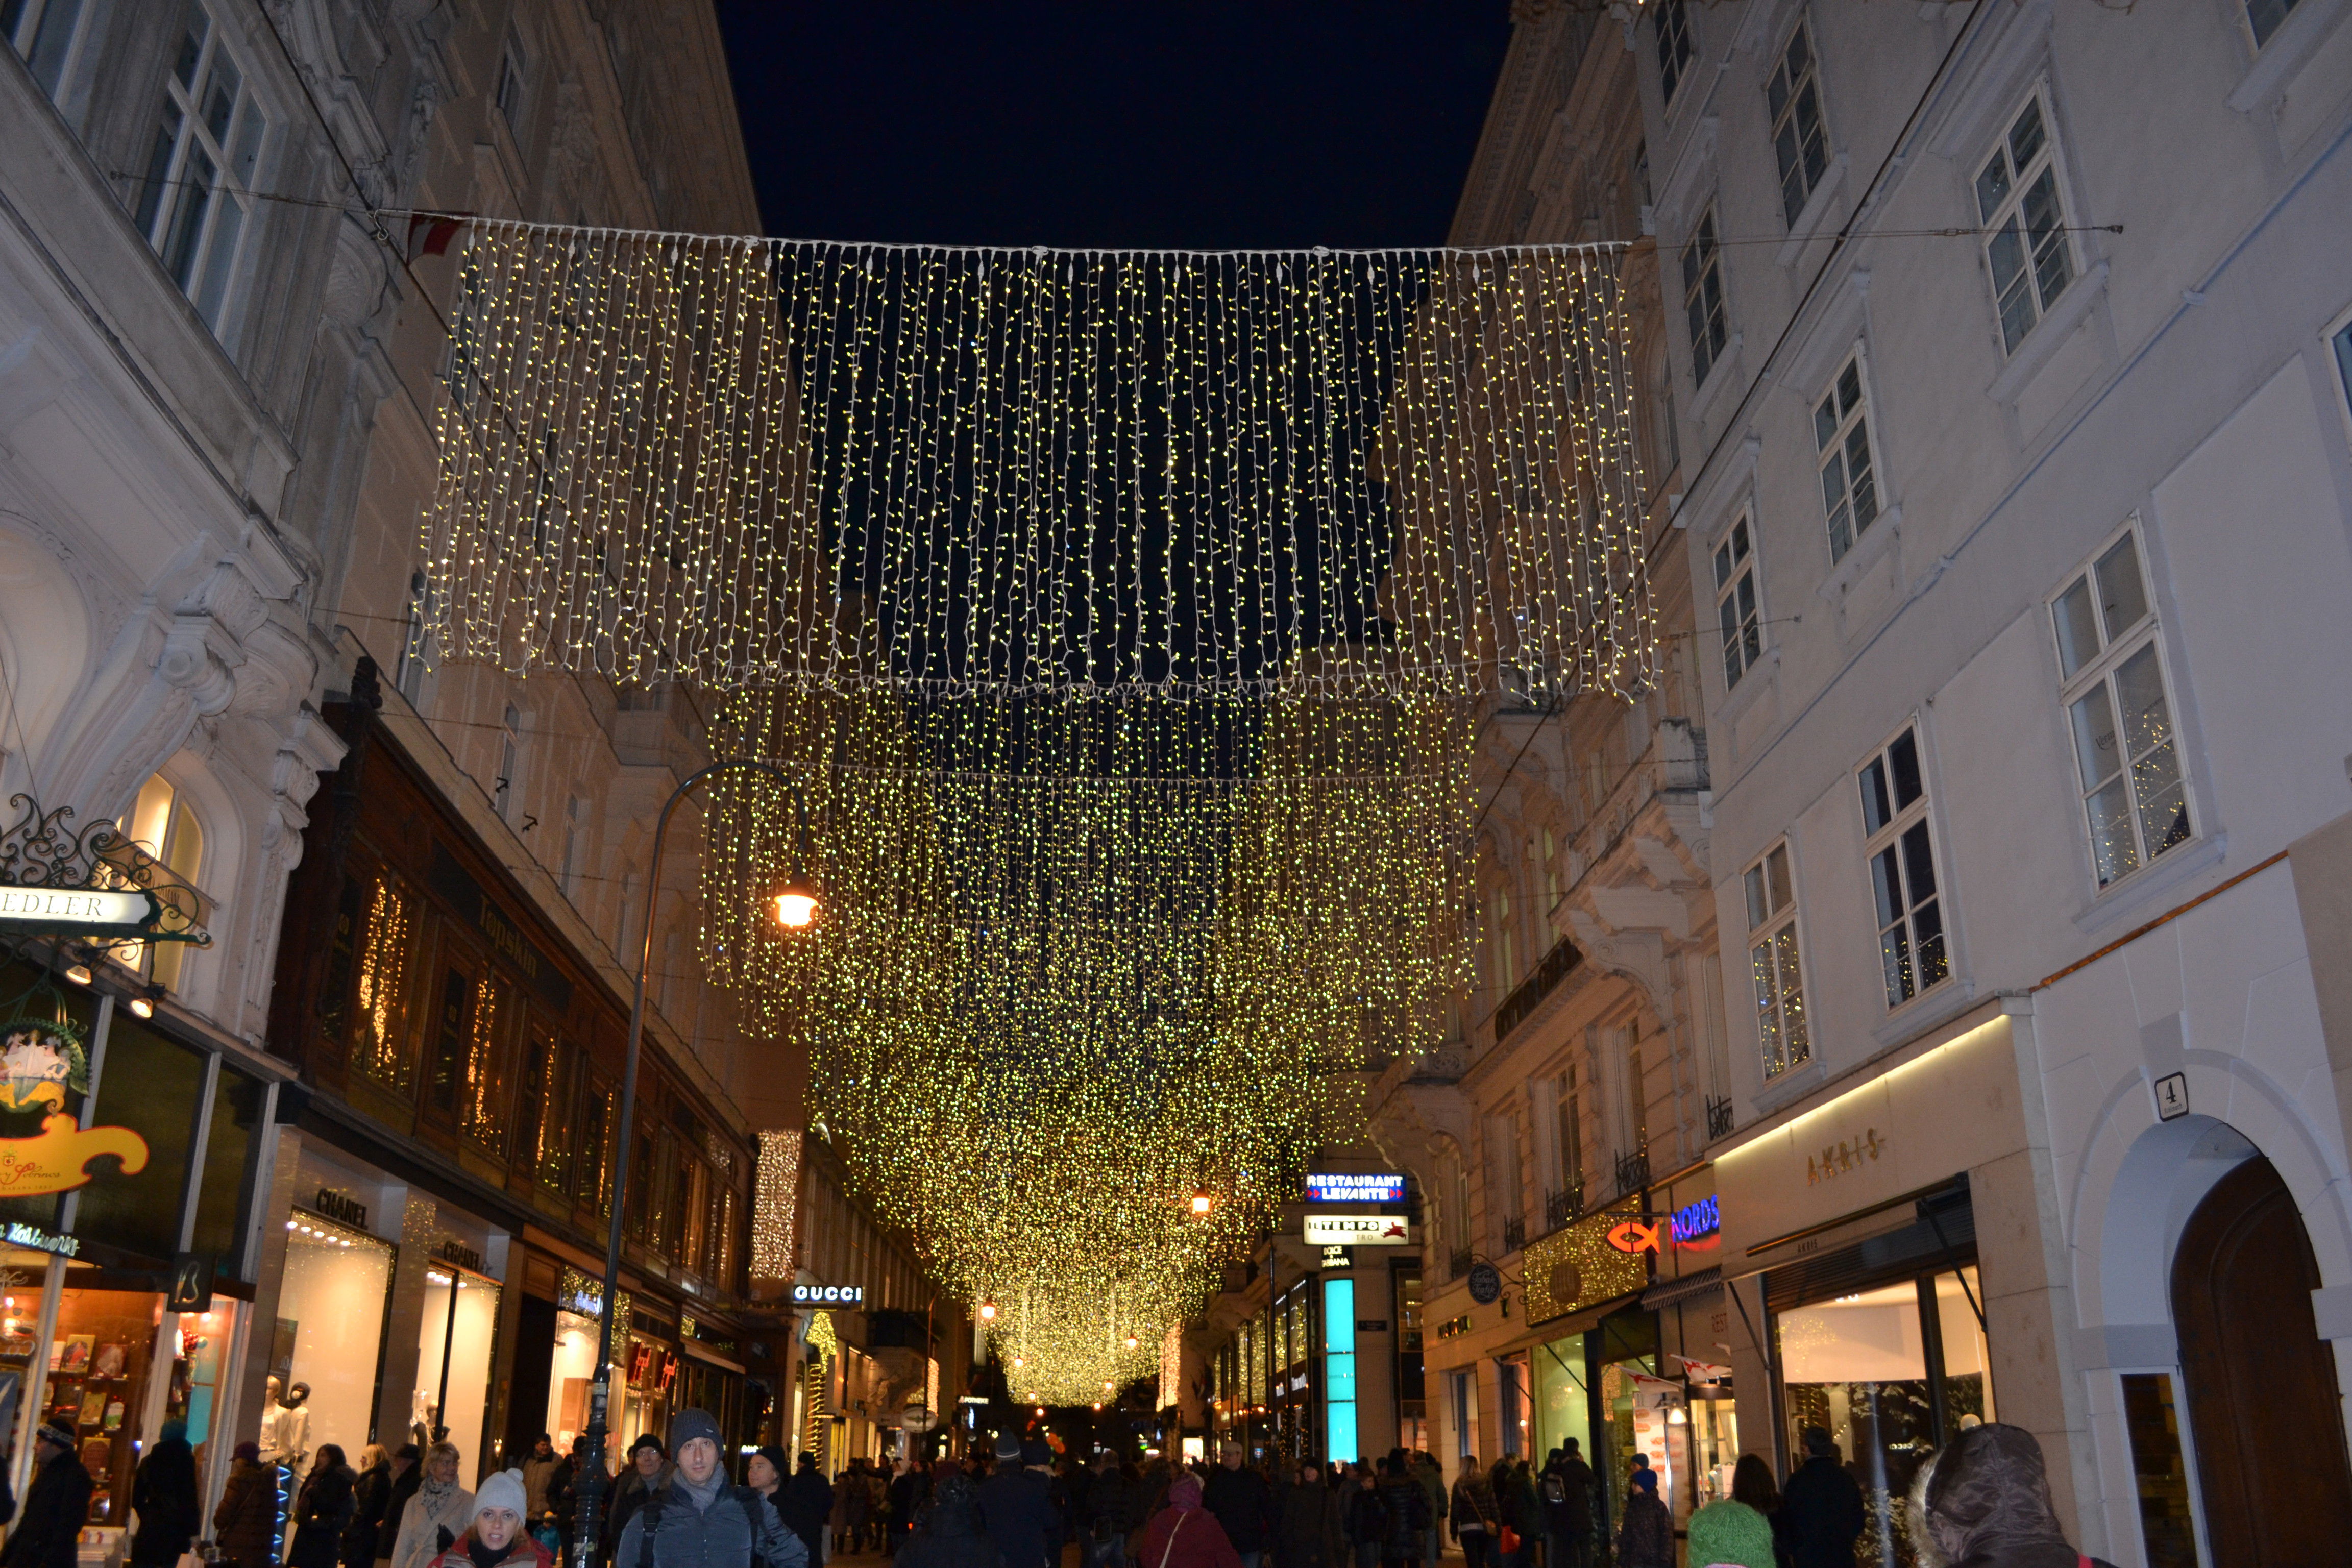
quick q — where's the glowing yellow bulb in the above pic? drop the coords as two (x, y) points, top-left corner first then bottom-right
(774, 891), (818, 928)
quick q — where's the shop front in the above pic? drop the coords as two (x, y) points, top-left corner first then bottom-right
(1715, 1001), (2066, 1568)
(0, 950), (280, 1531)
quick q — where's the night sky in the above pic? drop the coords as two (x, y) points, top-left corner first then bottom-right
(714, 4), (1514, 251)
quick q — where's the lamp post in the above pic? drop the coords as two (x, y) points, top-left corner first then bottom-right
(572, 756), (818, 1568)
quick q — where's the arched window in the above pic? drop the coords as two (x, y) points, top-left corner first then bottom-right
(125, 773), (205, 990)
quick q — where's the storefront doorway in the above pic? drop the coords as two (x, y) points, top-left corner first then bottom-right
(2170, 1155), (2352, 1563)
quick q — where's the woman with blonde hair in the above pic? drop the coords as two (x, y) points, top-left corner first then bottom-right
(391, 1444), (475, 1568)
(347, 1446), (396, 1568)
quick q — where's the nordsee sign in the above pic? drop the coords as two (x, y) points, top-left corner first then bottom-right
(0, 888), (152, 933)
(1305, 1173), (1406, 1203)
(1303, 1214), (1411, 1246)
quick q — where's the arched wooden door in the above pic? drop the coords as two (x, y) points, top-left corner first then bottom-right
(2170, 1155), (2352, 1564)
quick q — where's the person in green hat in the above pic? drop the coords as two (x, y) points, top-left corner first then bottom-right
(1685, 1496), (1778, 1568)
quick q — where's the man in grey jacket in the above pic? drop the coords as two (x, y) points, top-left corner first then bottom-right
(614, 1409), (807, 1568)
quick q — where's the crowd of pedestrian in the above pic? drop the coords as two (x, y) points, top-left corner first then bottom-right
(0, 1406), (2123, 1568)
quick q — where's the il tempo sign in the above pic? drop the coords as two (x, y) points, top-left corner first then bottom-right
(1304, 1214), (1411, 1246)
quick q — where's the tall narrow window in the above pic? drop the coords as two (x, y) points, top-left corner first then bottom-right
(1713, 516), (1761, 688)
(1490, 887), (1519, 995)
(561, 793), (583, 895)
(462, 974), (509, 1146)
(1682, 207), (1728, 387)
(1553, 1069), (1582, 1205)
(1767, 20), (1829, 225)
(2051, 527), (2191, 887)
(1815, 354), (1880, 561)
(129, 2), (264, 335)
(4, 0), (85, 101)
(1859, 728), (1948, 1006)
(1744, 842), (1809, 1079)
(1624, 1023), (1649, 1153)
(354, 874), (414, 1087)
(495, 31), (529, 133)
(1975, 90), (2075, 353)
(1656, 0), (1696, 109)
(123, 774), (206, 991)
(1541, 828), (1561, 909)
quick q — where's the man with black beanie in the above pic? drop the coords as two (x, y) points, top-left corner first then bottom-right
(978, 1432), (1054, 1568)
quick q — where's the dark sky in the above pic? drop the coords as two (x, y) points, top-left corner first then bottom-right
(714, 4), (1514, 251)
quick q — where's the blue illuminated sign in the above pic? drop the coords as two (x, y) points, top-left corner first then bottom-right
(1307, 1173), (1406, 1203)
(1670, 1194), (1721, 1246)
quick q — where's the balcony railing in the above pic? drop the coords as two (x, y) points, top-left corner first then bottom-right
(1707, 1094), (1735, 1141)
(1496, 937), (1582, 1044)
(1448, 1246), (1474, 1281)
(1615, 1146), (1651, 1197)
(1502, 1215), (1526, 1252)
(1545, 1181), (1583, 1230)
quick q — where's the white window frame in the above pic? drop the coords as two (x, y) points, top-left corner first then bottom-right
(1656, 0), (1696, 110)
(1552, 1066), (1582, 1200)
(4, 0), (88, 102)
(1743, 841), (1809, 1080)
(497, 703), (524, 821)
(1767, 17), (1830, 227)
(1683, 205), (1728, 389)
(1973, 84), (2077, 356)
(1489, 881), (1520, 996)
(1858, 724), (1949, 1009)
(1814, 350), (1883, 562)
(2243, 0), (2302, 48)
(2048, 522), (2195, 890)
(495, 27), (529, 136)
(1712, 511), (1762, 689)
(130, 1), (267, 338)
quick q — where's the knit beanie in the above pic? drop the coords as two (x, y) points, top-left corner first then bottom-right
(1685, 1500), (1777, 1568)
(475, 1469), (529, 1523)
(670, 1408), (723, 1455)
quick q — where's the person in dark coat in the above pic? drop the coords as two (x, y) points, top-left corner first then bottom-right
(4, 1420), (92, 1568)
(1777, 1428), (1866, 1568)
(977, 1433), (1055, 1568)
(1081, 1452), (1140, 1568)
(1490, 1462), (1539, 1568)
(889, 1460), (931, 1557)
(377, 1448), (422, 1568)
(1613, 1471), (1671, 1568)
(342, 1447), (394, 1568)
(215, 1441), (282, 1568)
(1911, 1424), (2119, 1568)
(603, 1435), (671, 1567)
(776, 1451), (831, 1567)
(1199, 1445), (1271, 1568)
(1339, 1466), (1383, 1568)
(1370, 1459), (1426, 1568)
(131, 1418), (201, 1568)
(1272, 1461), (1335, 1568)
(1538, 1444), (1593, 1568)
(894, 1473), (1000, 1568)
(291, 1447), (359, 1568)
(609, 1409), (804, 1568)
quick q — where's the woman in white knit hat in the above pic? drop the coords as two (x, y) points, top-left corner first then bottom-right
(428, 1468), (549, 1568)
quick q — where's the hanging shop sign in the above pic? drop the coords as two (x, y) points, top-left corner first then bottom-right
(1317, 1244), (1353, 1270)
(1305, 1173), (1406, 1204)
(1670, 1194), (1721, 1247)
(5, 1220), (78, 1256)
(1466, 1261), (1504, 1305)
(0, 1022), (149, 1195)
(0, 888), (156, 935)
(790, 1283), (864, 1305)
(1606, 1219), (1664, 1255)
(1303, 1214), (1411, 1246)
(0, 799), (209, 949)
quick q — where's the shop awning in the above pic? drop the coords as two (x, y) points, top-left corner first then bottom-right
(1641, 1266), (1721, 1311)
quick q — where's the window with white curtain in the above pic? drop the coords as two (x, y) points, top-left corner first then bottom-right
(128, 2), (267, 337)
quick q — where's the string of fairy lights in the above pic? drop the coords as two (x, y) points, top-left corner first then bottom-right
(412, 222), (1653, 1404)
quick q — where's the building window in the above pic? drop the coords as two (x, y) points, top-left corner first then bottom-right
(1859, 727), (1948, 1007)
(1540, 827), (1560, 909)
(2331, 317), (2352, 421)
(1767, 20), (1829, 225)
(495, 30), (528, 133)
(1490, 885), (1520, 995)
(1682, 207), (1728, 388)
(1656, 0), (1696, 109)
(496, 703), (522, 820)
(2245, 0), (2300, 46)
(1974, 89), (2075, 354)
(1713, 515), (1761, 688)
(4, 0), (84, 101)
(129, 2), (265, 336)
(2051, 527), (2192, 887)
(1488, 1110), (1524, 1252)
(1552, 1068), (1583, 1207)
(353, 873), (415, 1088)
(123, 773), (206, 990)
(1815, 353), (1880, 561)
(1744, 842), (1809, 1080)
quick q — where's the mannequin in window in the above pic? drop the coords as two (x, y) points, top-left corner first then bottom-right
(262, 1380), (313, 1473)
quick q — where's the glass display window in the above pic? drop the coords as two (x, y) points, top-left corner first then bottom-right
(277, 1208), (395, 1466)
(1774, 1266), (1993, 1568)
(44, 1280), (171, 1525)
(544, 1309), (601, 1453)
(1686, 1393), (1738, 1509)
(1534, 1335), (1589, 1471)
(416, 1265), (500, 1476)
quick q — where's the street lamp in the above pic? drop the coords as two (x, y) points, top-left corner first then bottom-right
(1190, 1190), (1213, 1217)
(573, 756), (818, 1568)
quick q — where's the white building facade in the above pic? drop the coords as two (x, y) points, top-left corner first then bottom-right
(1635, 0), (2352, 1561)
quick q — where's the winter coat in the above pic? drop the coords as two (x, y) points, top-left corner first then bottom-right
(1373, 1477), (1426, 1560)
(612, 1474), (808, 1568)
(1084, 1469), (1140, 1541)
(522, 1456), (564, 1518)
(1917, 1424), (2119, 1568)
(1447, 1473), (1497, 1544)
(1685, 1500), (1777, 1568)
(976, 1468), (1055, 1568)
(1537, 1459), (1590, 1537)
(780, 1468), (832, 1563)
(346, 1462), (396, 1568)
(130, 1435), (202, 1567)
(890, 1471), (931, 1538)
(1776, 1458), (1865, 1568)
(292, 1465), (359, 1568)
(213, 1457), (281, 1568)
(1339, 1485), (1384, 1548)
(424, 1530), (555, 1568)
(829, 1473), (864, 1530)
(1272, 1481), (1335, 1568)
(381, 1468), (425, 1566)
(391, 1482), (478, 1568)
(895, 1476), (1002, 1568)
(1493, 1468), (1542, 1542)
(605, 1468), (673, 1566)
(5, 1448), (94, 1568)
(1199, 1468), (1271, 1556)
(1615, 1492), (1673, 1568)
(1131, 1507), (1241, 1568)
(1408, 1462), (1443, 1529)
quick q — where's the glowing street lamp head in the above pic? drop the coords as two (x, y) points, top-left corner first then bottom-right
(1190, 1190), (1213, 1217)
(979, 1299), (998, 1321)
(1124, 1334), (1139, 1350)
(773, 871), (820, 929)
